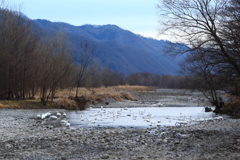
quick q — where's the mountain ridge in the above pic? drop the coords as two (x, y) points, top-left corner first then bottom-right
(32, 19), (187, 75)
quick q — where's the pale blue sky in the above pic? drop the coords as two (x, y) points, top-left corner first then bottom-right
(6, 0), (164, 40)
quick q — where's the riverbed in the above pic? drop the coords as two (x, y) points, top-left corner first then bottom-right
(0, 90), (239, 159)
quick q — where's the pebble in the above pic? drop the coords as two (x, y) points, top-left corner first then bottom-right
(0, 109), (239, 160)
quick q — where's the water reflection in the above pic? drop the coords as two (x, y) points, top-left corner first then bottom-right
(68, 107), (222, 128)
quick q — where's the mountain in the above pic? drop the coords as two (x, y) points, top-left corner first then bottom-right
(32, 19), (188, 75)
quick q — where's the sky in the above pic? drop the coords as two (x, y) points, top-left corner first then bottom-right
(6, 0), (164, 40)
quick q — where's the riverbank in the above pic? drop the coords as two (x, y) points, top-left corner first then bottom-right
(0, 109), (239, 160)
(1, 88), (239, 116)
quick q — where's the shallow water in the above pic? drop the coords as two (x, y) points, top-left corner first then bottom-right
(67, 107), (228, 128)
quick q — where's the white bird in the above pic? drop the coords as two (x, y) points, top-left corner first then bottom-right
(145, 119), (151, 122)
(66, 122), (71, 128)
(205, 117), (214, 122)
(79, 115), (84, 121)
(41, 112), (51, 119)
(62, 112), (67, 117)
(150, 121), (156, 125)
(133, 114), (137, 120)
(61, 120), (68, 124)
(50, 115), (58, 120)
(139, 111), (144, 115)
(89, 113), (95, 117)
(166, 115), (171, 119)
(127, 110), (132, 116)
(87, 118), (95, 124)
(214, 116), (223, 121)
(56, 112), (61, 116)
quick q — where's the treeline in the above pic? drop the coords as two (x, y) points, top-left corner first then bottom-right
(0, 6), (191, 104)
(0, 9), (73, 103)
(126, 72), (191, 89)
(0, 7), (79, 103)
(82, 70), (192, 89)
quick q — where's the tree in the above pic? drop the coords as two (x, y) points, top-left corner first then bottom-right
(157, 0), (240, 111)
(82, 60), (103, 88)
(157, 0), (238, 72)
(37, 32), (73, 105)
(180, 50), (226, 112)
(75, 40), (99, 97)
(0, 4), (37, 99)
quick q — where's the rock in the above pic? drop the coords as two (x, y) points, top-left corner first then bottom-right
(101, 155), (110, 159)
(163, 139), (168, 143)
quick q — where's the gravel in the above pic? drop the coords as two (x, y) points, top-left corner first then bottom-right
(0, 90), (239, 159)
(94, 90), (213, 108)
(0, 109), (240, 160)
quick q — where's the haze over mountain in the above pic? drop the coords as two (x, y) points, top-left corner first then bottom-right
(32, 19), (188, 75)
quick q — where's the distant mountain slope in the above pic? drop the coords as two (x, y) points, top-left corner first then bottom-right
(32, 19), (187, 75)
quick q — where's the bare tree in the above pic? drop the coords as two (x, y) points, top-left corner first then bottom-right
(0, 4), (37, 99)
(157, 0), (240, 75)
(75, 40), (99, 97)
(157, 0), (240, 111)
(180, 50), (226, 112)
(37, 32), (73, 105)
(82, 60), (103, 88)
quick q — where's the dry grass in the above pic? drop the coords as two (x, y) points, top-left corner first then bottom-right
(0, 85), (155, 109)
(0, 99), (47, 109)
(54, 98), (78, 110)
(54, 85), (155, 100)
(0, 100), (19, 108)
(223, 98), (240, 114)
(90, 85), (156, 94)
(54, 85), (153, 109)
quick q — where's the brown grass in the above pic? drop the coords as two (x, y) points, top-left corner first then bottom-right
(0, 85), (155, 109)
(54, 98), (78, 110)
(0, 99), (49, 109)
(90, 85), (156, 94)
(54, 85), (154, 101)
(223, 98), (240, 114)
(0, 100), (19, 108)
(54, 85), (153, 109)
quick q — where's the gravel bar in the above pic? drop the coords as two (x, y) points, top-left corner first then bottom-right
(0, 109), (240, 160)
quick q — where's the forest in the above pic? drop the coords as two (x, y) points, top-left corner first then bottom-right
(0, 5), (190, 105)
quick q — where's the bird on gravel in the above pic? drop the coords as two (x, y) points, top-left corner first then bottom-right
(66, 122), (71, 128)
(61, 120), (70, 128)
(56, 112), (61, 116)
(50, 115), (58, 120)
(40, 112), (51, 120)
